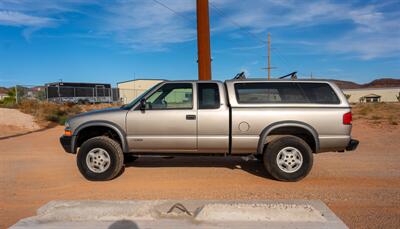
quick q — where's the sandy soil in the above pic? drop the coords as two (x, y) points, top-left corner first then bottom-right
(0, 108), (40, 138)
(0, 120), (399, 228)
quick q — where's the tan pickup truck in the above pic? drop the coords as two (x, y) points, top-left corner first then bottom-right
(60, 79), (359, 181)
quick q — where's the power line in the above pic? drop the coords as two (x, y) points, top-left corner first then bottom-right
(151, 0), (195, 22)
(209, 1), (266, 45)
(209, 1), (295, 71)
(272, 47), (295, 70)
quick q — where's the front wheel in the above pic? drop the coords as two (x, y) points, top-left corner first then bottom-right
(263, 136), (313, 182)
(77, 136), (124, 181)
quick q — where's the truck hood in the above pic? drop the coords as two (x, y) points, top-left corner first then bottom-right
(68, 107), (128, 133)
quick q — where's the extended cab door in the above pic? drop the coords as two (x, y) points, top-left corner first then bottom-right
(197, 82), (229, 154)
(126, 82), (197, 153)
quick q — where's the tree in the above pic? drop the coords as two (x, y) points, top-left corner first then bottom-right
(397, 92), (400, 102)
(0, 88), (16, 106)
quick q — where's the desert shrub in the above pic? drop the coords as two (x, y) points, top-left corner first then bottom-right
(0, 88), (17, 108)
(370, 115), (381, 120)
(18, 100), (83, 125)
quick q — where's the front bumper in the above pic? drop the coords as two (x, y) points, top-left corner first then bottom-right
(346, 139), (359, 151)
(60, 135), (74, 154)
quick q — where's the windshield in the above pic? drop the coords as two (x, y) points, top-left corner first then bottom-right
(121, 82), (163, 110)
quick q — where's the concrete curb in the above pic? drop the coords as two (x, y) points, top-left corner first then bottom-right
(11, 200), (348, 229)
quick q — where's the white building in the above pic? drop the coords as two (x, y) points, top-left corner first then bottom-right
(117, 79), (164, 104)
(0, 93), (9, 101)
(342, 87), (400, 103)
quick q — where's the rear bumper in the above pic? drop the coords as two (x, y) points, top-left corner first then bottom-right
(60, 135), (74, 154)
(346, 139), (359, 151)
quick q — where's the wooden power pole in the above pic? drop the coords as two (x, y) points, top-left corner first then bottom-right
(267, 32), (271, 80)
(196, 0), (212, 81)
(262, 33), (273, 79)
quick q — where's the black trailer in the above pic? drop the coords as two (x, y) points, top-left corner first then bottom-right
(46, 82), (118, 103)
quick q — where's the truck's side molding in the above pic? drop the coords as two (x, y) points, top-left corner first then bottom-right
(257, 121), (320, 155)
(73, 121), (129, 153)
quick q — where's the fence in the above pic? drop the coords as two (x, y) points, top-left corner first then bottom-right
(13, 85), (146, 105)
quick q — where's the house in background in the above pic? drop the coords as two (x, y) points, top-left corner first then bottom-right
(0, 93), (9, 101)
(342, 87), (400, 103)
(117, 79), (164, 104)
(360, 94), (381, 103)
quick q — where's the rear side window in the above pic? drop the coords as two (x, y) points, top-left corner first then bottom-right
(234, 82), (340, 104)
(198, 83), (220, 109)
(298, 83), (340, 104)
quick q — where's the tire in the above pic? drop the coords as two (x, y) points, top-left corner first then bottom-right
(77, 136), (124, 181)
(254, 154), (264, 162)
(263, 136), (313, 182)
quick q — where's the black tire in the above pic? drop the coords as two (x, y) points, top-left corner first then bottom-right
(263, 136), (313, 182)
(254, 154), (264, 162)
(77, 136), (124, 181)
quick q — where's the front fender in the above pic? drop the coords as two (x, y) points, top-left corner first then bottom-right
(72, 121), (129, 153)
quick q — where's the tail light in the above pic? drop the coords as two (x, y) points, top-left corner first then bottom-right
(343, 112), (352, 125)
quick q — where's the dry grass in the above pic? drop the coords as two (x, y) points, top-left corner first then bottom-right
(17, 100), (118, 126)
(15, 100), (400, 127)
(352, 103), (400, 126)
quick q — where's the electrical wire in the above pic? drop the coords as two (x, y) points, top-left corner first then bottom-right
(151, 0), (195, 22)
(151, 0), (296, 71)
(209, 1), (266, 45)
(209, 1), (295, 71)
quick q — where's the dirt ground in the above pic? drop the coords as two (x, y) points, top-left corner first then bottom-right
(0, 120), (399, 228)
(0, 108), (40, 138)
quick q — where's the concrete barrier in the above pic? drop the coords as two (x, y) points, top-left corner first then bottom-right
(11, 200), (347, 228)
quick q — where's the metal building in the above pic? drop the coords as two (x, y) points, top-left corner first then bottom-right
(117, 79), (164, 104)
(342, 87), (400, 103)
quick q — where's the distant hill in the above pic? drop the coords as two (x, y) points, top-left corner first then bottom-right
(324, 78), (400, 89)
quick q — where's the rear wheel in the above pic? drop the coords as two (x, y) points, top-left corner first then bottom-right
(77, 136), (124, 181)
(263, 136), (313, 182)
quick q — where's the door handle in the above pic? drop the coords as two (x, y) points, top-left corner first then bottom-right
(186, 115), (196, 120)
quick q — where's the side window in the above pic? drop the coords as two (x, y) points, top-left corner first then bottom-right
(234, 82), (340, 104)
(297, 83), (340, 104)
(235, 83), (305, 104)
(145, 83), (193, 109)
(198, 83), (220, 109)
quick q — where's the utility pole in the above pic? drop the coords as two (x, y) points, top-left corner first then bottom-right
(262, 33), (274, 79)
(196, 0), (212, 81)
(268, 32), (271, 80)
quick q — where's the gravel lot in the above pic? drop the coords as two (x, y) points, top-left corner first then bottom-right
(0, 120), (399, 228)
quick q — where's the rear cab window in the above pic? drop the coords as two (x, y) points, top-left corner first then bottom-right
(198, 83), (220, 109)
(234, 82), (340, 104)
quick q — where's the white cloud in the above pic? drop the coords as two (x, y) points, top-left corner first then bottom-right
(210, 0), (400, 60)
(101, 0), (196, 50)
(0, 10), (55, 27)
(0, 0), (398, 59)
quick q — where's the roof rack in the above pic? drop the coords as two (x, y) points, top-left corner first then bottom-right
(279, 72), (298, 80)
(232, 72), (247, 80)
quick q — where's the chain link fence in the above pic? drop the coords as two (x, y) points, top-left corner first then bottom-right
(13, 85), (145, 104)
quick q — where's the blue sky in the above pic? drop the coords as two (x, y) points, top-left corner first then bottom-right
(0, 0), (399, 87)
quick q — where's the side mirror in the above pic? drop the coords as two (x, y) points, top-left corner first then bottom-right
(140, 98), (146, 111)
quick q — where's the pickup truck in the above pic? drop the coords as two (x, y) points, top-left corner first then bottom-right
(60, 79), (359, 182)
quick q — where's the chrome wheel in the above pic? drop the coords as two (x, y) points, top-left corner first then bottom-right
(86, 148), (111, 173)
(276, 147), (303, 173)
